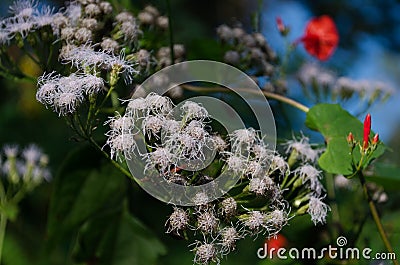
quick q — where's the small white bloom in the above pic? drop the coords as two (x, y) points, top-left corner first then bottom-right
(84, 3), (101, 17)
(144, 147), (176, 173)
(196, 210), (219, 235)
(22, 144), (42, 164)
(295, 164), (325, 196)
(220, 197), (237, 218)
(181, 101), (208, 122)
(145, 93), (173, 115)
(219, 226), (241, 255)
(307, 196), (330, 225)
(115, 11), (134, 23)
(223, 153), (246, 175)
(243, 211), (266, 232)
(166, 207), (189, 235)
(193, 242), (218, 265)
(229, 128), (258, 155)
(106, 132), (136, 161)
(9, 0), (37, 18)
(269, 155), (289, 175)
(142, 115), (164, 138)
(265, 209), (289, 235)
(285, 135), (321, 163)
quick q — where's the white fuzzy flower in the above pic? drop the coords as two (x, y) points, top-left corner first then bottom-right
(105, 132), (136, 161)
(6, 15), (35, 38)
(298, 63), (336, 87)
(166, 207), (189, 235)
(64, 1), (82, 26)
(181, 101), (208, 122)
(229, 128), (259, 155)
(307, 196), (330, 225)
(219, 226), (241, 255)
(22, 144), (42, 164)
(220, 197), (237, 218)
(3, 144), (19, 158)
(243, 211), (266, 232)
(265, 209), (289, 235)
(105, 113), (135, 134)
(269, 155), (289, 175)
(33, 5), (56, 28)
(249, 176), (275, 196)
(295, 164), (325, 196)
(145, 93), (173, 115)
(9, 0), (37, 18)
(193, 242), (218, 265)
(223, 153), (246, 175)
(144, 147), (176, 174)
(196, 211), (219, 235)
(115, 11), (134, 23)
(285, 135), (321, 163)
(142, 115), (164, 138)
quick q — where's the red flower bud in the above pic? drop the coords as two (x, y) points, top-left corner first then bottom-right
(300, 15), (339, 61)
(347, 132), (354, 144)
(372, 133), (379, 145)
(276, 17), (286, 34)
(363, 113), (371, 150)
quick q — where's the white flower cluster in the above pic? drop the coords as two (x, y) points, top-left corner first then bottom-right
(285, 135), (330, 225)
(0, 0), (56, 43)
(298, 62), (394, 102)
(36, 71), (105, 115)
(105, 93), (218, 175)
(1, 143), (51, 186)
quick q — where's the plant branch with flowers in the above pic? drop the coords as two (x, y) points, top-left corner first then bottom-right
(0, 1), (398, 265)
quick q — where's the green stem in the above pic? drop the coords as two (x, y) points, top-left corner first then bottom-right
(88, 137), (133, 179)
(181, 84), (309, 113)
(0, 180), (6, 264)
(358, 173), (398, 265)
(325, 173), (340, 239)
(166, 0), (175, 63)
(0, 213), (7, 265)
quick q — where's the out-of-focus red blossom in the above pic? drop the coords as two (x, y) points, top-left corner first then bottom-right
(300, 15), (339, 61)
(264, 234), (288, 255)
(276, 16), (286, 34)
(363, 113), (371, 150)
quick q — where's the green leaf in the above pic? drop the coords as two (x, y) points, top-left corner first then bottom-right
(365, 163), (400, 191)
(46, 144), (127, 244)
(305, 104), (385, 175)
(73, 207), (166, 265)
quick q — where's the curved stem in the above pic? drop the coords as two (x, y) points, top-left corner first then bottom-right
(358, 173), (398, 265)
(181, 84), (309, 113)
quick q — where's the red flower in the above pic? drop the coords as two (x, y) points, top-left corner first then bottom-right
(264, 234), (288, 256)
(363, 113), (371, 150)
(300, 15), (339, 61)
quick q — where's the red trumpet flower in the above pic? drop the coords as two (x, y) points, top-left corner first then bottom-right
(300, 15), (339, 61)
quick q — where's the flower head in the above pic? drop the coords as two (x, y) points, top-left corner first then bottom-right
(300, 15), (339, 61)
(307, 196), (330, 225)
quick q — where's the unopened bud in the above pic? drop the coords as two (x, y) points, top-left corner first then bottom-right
(372, 133), (379, 145)
(347, 132), (354, 145)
